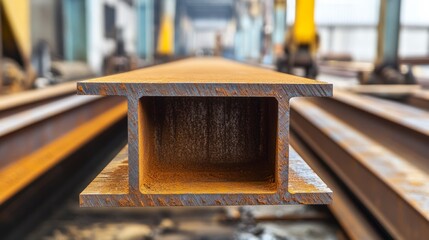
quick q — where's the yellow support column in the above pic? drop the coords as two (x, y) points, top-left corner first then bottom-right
(293, 0), (316, 44)
(1, 0), (31, 60)
(157, 0), (176, 56)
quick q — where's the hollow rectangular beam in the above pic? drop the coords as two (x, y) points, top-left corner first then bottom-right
(77, 57), (332, 206)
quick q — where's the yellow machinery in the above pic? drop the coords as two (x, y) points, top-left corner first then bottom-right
(276, 0), (319, 78)
(0, 0), (35, 93)
(157, 0), (176, 57)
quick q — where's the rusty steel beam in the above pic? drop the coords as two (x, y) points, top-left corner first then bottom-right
(0, 104), (127, 237)
(0, 101), (127, 205)
(0, 95), (123, 168)
(0, 93), (126, 204)
(77, 57), (332, 206)
(0, 81), (76, 118)
(291, 95), (429, 239)
(328, 90), (429, 173)
(290, 132), (384, 240)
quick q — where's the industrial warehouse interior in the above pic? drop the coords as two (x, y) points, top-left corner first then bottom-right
(1, 0), (428, 239)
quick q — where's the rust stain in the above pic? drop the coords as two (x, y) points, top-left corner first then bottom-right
(118, 198), (129, 207)
(99, 85), (108, 95)
(119, 83), (126, 90)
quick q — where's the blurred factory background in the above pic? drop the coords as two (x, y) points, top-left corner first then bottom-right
(2, 0), (428, 92)
(1, 0), (429, 240)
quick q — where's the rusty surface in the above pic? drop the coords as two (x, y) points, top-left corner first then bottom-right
(290, 132), (383, 240)
(80, 145), (332, 207)
(291, 96), (429, 239)
(0, 96), (124, 168)
(0, 102), (127, 205)
(78, 57), (332, 206)
(330, 90), (429, 173)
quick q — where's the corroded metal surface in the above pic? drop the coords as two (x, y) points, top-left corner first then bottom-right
(0, 101), (127, 205)
(291, 97), (429, 239)
(80, 145), (332, 207)
(0, 96), (123, 168)
(291, 133), (383, 240)
(78, 58), (332, 206)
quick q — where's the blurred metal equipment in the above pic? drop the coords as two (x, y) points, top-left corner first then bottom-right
(31, 41), (94, 86)
(77, 58), (332, 207)
(276, 0), (319, 79)
(0, 0), (35, 92)
(103, 28), (138, 75)
(50, 61), (94, 82)
(361, 0), (416, 85)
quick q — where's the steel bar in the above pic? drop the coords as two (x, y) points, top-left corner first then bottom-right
(0, 107), (127, 239)
(78, 57), (332, 206)
(0, 102), (127, 205)
(290, 132), (384, 240)
(0, 96), (123, 168)
(327, 90), (429, 173)
(0, 81), (76, 117)
(291, 97), (429, 239)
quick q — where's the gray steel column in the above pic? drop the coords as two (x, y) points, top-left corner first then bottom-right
(376, 0), (402, 66)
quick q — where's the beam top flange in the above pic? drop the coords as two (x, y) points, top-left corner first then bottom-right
(77, 58), (332, 98)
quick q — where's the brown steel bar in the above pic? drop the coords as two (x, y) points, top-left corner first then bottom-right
(0, 102), (127, 205)
(290, 132), (384, 240)
(291, 97), (429, 239)
(0, 96), (123, 168)
(78, 57), (332, 206)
